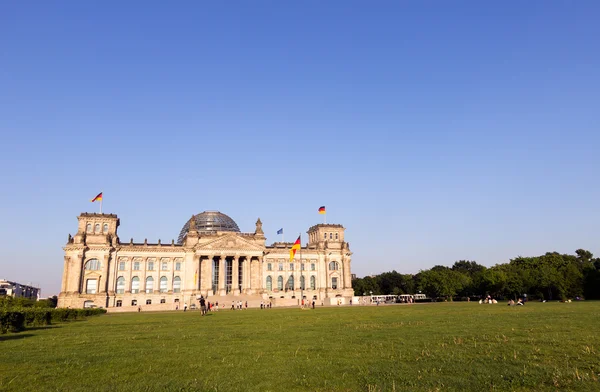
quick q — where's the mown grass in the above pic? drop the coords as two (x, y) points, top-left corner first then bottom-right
(0, 302), (598, 391)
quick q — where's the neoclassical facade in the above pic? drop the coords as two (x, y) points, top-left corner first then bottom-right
(58, 211), (353, 310)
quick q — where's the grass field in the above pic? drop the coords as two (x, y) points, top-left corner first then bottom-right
(1, 302), (599, 392)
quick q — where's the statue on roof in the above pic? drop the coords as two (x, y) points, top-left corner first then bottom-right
(255, 218), (264, 235)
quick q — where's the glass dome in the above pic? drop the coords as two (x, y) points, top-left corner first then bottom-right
(177, 211), (240, 244)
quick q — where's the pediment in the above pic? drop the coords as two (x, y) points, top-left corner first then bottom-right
(195, 234), (264, 252)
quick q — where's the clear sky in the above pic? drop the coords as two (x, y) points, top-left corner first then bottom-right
(1, 2), (599, 296)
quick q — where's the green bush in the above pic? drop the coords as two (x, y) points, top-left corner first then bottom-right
(0, 311), (26, 333)
(23, 309), (52, 327)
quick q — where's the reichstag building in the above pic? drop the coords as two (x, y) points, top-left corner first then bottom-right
(58, 211), (354, 310)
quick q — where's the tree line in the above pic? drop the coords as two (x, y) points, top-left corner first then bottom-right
(352, 249), (600, 300)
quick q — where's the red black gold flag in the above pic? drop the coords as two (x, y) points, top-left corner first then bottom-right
(91, 192), (103, 202)
(290, 235), (301, 261)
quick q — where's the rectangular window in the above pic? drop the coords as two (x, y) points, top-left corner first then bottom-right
(330, 233), (333, 239)
(290, 263), (294, 271)
(174, 298), (180, 303)
(332, 277), (338, 289)
(160, 298), (166, 304)
(86, 279), (97, 294)
(146, 299), (152, 305)
(162, 262), (168, 271)
(133, 262), (140, 271)
(131, 300), (137, 306)
(324, 233), (327, 240)
(147, 261), (154, 271)
(278, 263), (283, 271)
(301, 264), (305, 271)
(175, 262), (181, 271)
(311, 263), (316, 271)
(116, 300), (122, 307)
(267, 263), (272, 271)
(119, 261), (125, 271)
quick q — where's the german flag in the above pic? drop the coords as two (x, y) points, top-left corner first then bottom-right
(91, 192), (103, 202)
(318, 206), (326, 214)
(290, 235), (301, 261)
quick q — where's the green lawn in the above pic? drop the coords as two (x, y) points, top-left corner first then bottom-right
(1, 302), (599, 392)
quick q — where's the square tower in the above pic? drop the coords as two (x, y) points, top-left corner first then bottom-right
(307, 224), (345, 248)
(71, 213), (120, 246)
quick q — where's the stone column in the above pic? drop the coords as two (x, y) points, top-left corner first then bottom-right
(106, 250), (117, 296)
(246, 256), (253, 294)
(99, 254), (110, 293)
(74, 253), (84, 294)
(60, 256), (70, 294)
(243, 256), (250, 293)
(343, 258), (352, 289)
(218, 255), (226, 295)
(232, 256), (240, 296)
(200, 256), (212, 296)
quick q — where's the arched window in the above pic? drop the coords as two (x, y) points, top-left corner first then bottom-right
(86, 223), (92, 233)
(330, 233), (333, 239)
(116, 276), (125, 294)
(310, 275), (316, 290)
(329, 261), (338, 271)
(173, 276), (181, 293)
(160, 276), (168, 293)
(85, 279), (97, 294)
(85, 259), (101, 271)
(145, 277), (154, 293)
(103, 223), (109, 233)
(277, 276), (283, 290)
(266, 276), (272, 291)
(287, 275), (294, 290)
(324, 233), (327, 240)
(335, 233), (338, 240)
(300, 275), (305, 290)
(131, 277), (140, 293)
(267, 263), (272, 271)
(94, 224), (100, 233)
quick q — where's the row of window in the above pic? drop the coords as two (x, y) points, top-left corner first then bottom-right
(86, 276), (182, 294)
(265, 276), (338, 290)
(119, 260), (181, 271)
(116, 298), (177, 307)
(266, 261), (339, 272)
(324, 232), (339, 240)
(84, 259), (182, 272)
(86, 223), (109, 234)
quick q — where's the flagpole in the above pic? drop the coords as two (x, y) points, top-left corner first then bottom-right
(299, 232), (303, 307)
(100, 197), (103, 214)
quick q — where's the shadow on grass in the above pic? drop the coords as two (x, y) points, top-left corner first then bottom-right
(0, 333), (35, 341)
(25, 325), (61, 332)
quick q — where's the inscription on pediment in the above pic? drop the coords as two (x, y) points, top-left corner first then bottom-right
(196, 235), (263, 251)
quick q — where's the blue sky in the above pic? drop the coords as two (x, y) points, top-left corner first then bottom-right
(1, 2), (599, 296)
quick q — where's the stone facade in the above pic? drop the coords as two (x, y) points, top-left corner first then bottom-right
(58, 211), (354, 310)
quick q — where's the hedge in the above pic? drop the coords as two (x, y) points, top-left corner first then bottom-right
(0, 308), (107, 334)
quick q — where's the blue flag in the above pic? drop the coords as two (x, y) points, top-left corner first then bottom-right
(277, 228), (283, 235)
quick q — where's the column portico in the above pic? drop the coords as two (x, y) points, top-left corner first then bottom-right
(232, 256), (240, 295)
(218, 255), (226, 296)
